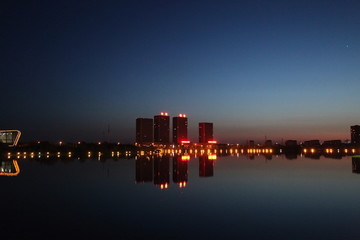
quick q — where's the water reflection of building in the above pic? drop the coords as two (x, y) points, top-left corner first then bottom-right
(173, 155), (188, 187)
(135, 156), (153, 183)
(285, 153), (298, 160)
(154, 156), (170, 189)
(199, 155), (214, 177)
(352, 157), (360, 174)
(0, 160), (20, 176)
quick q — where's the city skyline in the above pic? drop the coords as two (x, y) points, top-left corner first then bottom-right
(2, 1), (360, 143)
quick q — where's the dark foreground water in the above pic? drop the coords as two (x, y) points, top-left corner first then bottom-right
(1, 154), (360, 240)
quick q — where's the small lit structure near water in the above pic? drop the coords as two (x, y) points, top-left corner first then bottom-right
(0, 130), (21, 147)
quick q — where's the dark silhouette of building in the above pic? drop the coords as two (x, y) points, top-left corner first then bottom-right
(322, 140), (342, 148)
(199, 155), (214, 177)
(173, 155), (188, 187)
(173, 114), (188, 144)
(351, 125), (360, 145)
(285, 140), (297, 147)
(247, 140), (255, 148)
(154, 156), (170, 189)
(303, 140), (321, 148)
(264, 140), (272, 147)
(135, 156), (153, 183)
(136, 118), (153, 145)
(199, 122), (213, 143)
(154, 112), (170, 145)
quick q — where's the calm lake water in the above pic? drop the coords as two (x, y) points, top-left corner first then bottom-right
(1, 154), (360, 239)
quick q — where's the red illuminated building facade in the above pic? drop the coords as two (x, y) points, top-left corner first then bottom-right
(136, 118), (153, 145)
(154, 112), (170, 145)
(199, 122), (213, 143)
(173, 114), (188, 144)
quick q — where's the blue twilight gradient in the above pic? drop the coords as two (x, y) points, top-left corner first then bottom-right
(1, 0), (360, 143)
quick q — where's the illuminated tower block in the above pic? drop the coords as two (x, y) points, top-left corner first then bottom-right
(199, 122), (213, 143)
(136, 118), (153, 145)
(154, 112), (170, 144)
(173, 114), (188, 144)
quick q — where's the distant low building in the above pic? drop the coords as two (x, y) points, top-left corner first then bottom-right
(0, 130), (21, 147)
(285, 140), (298, 147)
(247, 140), (255, 148)
(303, 140), (321, 148)
(322, 140), (342, 148)
(264, 140), (272, 147)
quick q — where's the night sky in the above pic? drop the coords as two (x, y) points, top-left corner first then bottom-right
(2, 0), (360, 144)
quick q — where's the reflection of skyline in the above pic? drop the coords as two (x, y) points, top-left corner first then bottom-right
(135, 154), (216, 189)
(173, 156), (188, 188)
(199, 155), (214, 177)
(135, 156), (153, 183)
(154, 156), (170, 189)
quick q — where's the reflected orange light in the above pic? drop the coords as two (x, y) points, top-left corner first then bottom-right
(181, 155), (190, 161)
(179, 181), (187, 188)
(208, 154), (217, 160)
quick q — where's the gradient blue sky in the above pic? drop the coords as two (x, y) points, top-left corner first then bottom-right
(1, 0), (360, 143)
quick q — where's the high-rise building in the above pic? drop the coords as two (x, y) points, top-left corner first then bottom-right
(173, 114), (188, 144)
(351, 125), (360, 145)
(154, 112), (170, 145)
(136, 118), (153, 145)
(199, 122), (213, 143)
